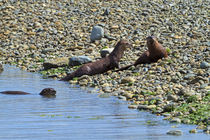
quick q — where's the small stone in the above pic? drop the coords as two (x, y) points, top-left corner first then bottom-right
(147, 105), (156, 109)
(104, 34), (116, 41)
(78, 75), (91, 82)
(189, 129), (197, 133)
(103, 8), (110, 16)
(167, 94), (178, 101)
(200, 61), (209, 69)
(138, 105), (149, 110)
(182, 118), (191, 124)
(124, 92), (133, 99)
(0, 63), (3, 72)
(118, 96), (127, 101)
(178, 88), (195, 97)
(98, 93), (111, 98)
(166, 130), (183, 136)
(90, 26), (104, 42)
(163, 103), (176, 112)
(188, 76), (206, 84)
(30, 45), (37, 50)
(170, 117), (181, 123)
(128, 105), (138, 109)
(184, 73), (196, 80)
(43, 57), (69, 70)
(100, 48), (114, 58)
(203, 126), (210, 134)
(69, 56), (92, 67)
(42, 48), (54, 54)
(121, 77), (136, 84)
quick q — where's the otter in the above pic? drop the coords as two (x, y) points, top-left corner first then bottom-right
(116, 36), (168, 71)
(60, 39), (131, 81)
(0, 88), (56, 96)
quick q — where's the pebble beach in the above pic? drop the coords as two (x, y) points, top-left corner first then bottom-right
(0, 0), (209, 134)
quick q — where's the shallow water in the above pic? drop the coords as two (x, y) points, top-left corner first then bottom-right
(0, 65), (209, 140)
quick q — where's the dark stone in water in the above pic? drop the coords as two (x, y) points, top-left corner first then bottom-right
(0, 64), (3, 72)
(167, 130), (183, 136)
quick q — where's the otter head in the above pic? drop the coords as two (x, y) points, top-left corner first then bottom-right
(146, 36), (159, 50)
(113, 39), (132, 53)
(118, 39), (132, 49)
(146, 36), (157, 45)
(39, 88), (56, 96)
(110, 39), (132, 59)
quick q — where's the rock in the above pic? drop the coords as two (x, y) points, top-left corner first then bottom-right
(79, 79), (88, 86)
(147, 105), (156, 109)
(178, 88), (195, 97)
(78, 75), (92, 82)
(200, 61), (209, 69)
(167, 94), (178, 102)
(69, 56), (92, 67)
(43, 57), (69, 70)
(104, 34), (116, 41)
(128, 105), (138, 109)
(98, 93), (112, 98)
(124, 92), (134, 99)
(0, 63), (3, 72)
(103, 8), (110, 16)
(170, 117), (181, 123)
(166, 130), (183, 136)
(90, 25), (104, 42)
(182, 118), (191, 124)
(163, 103), (176, 112)
(138, 105), (150, 110)
(188, 76), (207, 84)
(203, 126), (210, 134)
(42, 48), (55, 54)
(184, 73), (196, 80)
(118, 95), (127, 101)
(189, 129), (197, 133)
(121, 77), (136, 84)
(100, 48), (114, 58)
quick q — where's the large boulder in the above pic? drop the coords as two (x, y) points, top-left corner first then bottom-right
(43, 57), (69, 70)
(90, 25), (104, 42)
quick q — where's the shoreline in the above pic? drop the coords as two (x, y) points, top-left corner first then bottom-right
(0, 0), (209, 134)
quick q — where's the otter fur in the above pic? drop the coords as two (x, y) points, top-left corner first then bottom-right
(116, 36), (168, 71)
(60, 39), (131, 81)
(0, 88), (56, 96)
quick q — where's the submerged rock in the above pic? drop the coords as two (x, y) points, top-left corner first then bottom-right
(166, 130), (183, 136)
(0, 63), (3, 72)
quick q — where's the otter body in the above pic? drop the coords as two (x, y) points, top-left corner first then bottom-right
(0, 91), (30, 95)
(61, 39), (131, 81)
(117, 36), (168, 71)
(0, 88), (56, 96)
(134, 36), (168, 65)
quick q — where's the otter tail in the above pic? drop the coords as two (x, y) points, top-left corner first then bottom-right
(115, 64), (133, 72)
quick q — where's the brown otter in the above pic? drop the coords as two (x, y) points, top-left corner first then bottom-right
(116, 36), (168, 71)
(0, 88), (56, 96)
(60, 39), (131, 81)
